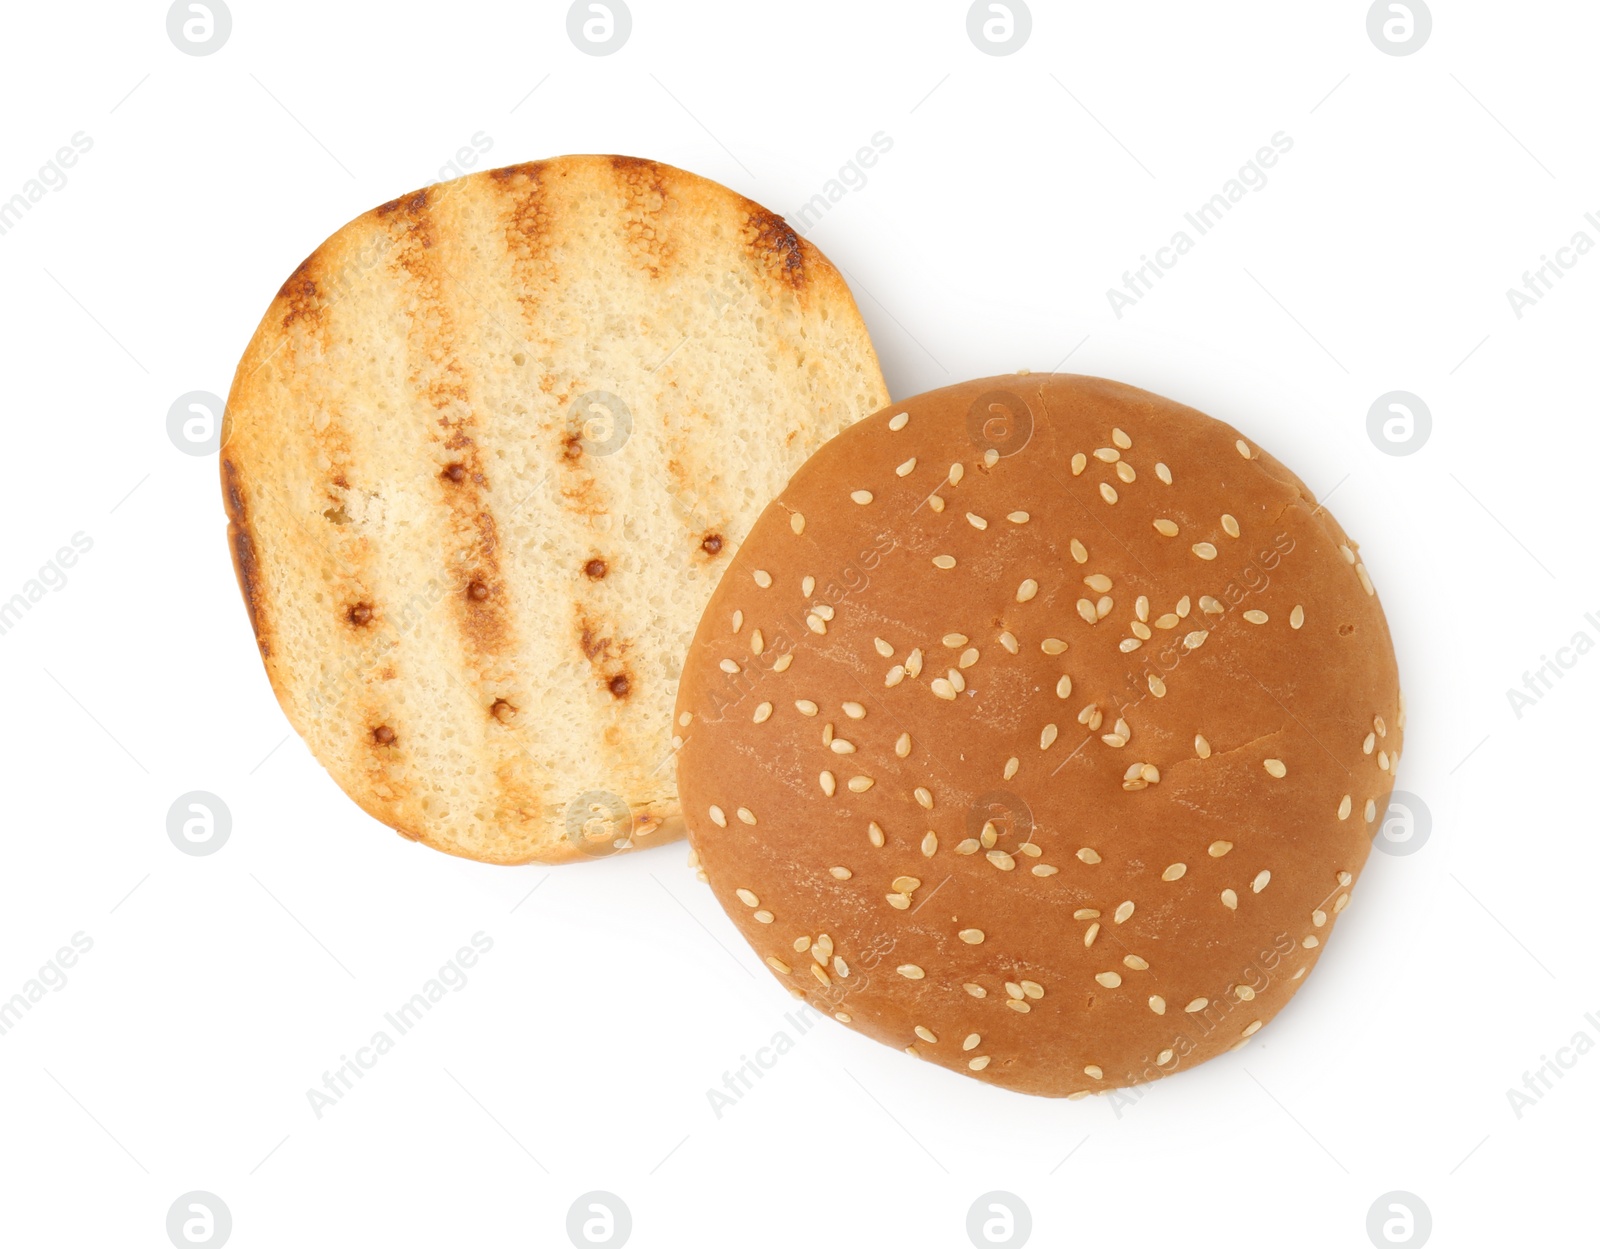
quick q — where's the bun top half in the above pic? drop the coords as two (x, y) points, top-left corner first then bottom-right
(673, 373), (1402, 1096)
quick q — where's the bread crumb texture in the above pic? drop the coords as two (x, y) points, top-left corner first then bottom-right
(220, 155), (889, 864)
(674, 374), (1402, 1095)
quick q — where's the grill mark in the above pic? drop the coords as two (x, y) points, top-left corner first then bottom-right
(220, 458), (268, 657)
(744, 207), (807, 290)
(610, 155), (672, 277)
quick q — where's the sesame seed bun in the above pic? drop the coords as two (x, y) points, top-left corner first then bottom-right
(221, 155), (888, 864)
(672, 373), (1402, 1096)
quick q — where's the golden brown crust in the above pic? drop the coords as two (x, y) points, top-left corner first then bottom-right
(221, 155), (888, 865)
(673, 374), (1403, 1096)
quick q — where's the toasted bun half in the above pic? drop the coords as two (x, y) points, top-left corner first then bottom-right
(672, 374), (1402, 1096)
(221, 155), (888, 864)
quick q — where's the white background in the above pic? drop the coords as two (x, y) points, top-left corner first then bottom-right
(0, 2), (1594, 1246)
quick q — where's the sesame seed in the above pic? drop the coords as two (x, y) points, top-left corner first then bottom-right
(959, 648), (979, 669)
(1116, 462), (1136, 483)
(835, 1011), (851, 1022)
(773, 654), (793, 672)
(987, 850), (1016, 871)
(964, 983), (986, 998)
(907, 648), (925, 677)
(736, 807), (757, 825)
(1243, 610), (1269, 625)
(941, 633), (968, 649)
(1313, 909), (1327, 927)
(921, 831), (938, 857)
(1018, 843), (1041, 858)
(1055, 675), (1073, 699)
(1070, 539), (1088, 564)
(811, 964), (830, 987)
(895, 732), (911, 758)
(1195, 735), (1212, 759)
(964, 1033), (981, 1051)
(1242, 1020), (1263, 1037)
(1094, 447), (1120, 463)
(1362, 731), (1376, 754)
(1076, 599), (1097, 625)
(829, 866), (852, 880)
(1185, 998), (1208, 1013)
(1112, 426), (1132, 449)
(1209, 840), (1232, 857)
(956, 839), (979, 855)
(1095, 971), (1122, 988)
(1021, 981), (1043, 999)
(1183, 630), (1208, 650)
(1339, 544), (1355, 565)
(1148, 674), (1167, 698)
(885, 665), (905, 688)
(1114, 900), (1134, 924)
(1235, 984), (1255, 1001)
(958, 928), (984, 944)
(766, 956), (791, 974)
(874, 637), (894, 658)
(1153, 519), (1179, 537)
(1101, 733), (1126, 748)
(1017, 579), (1039, 603)
(1071, 453), (1086, 475)
(1176, 596), (1190, 617)
(889, 411), (909, 430)
(1040, 723), (1059, 749)
(753, 569), (772, 588)
(1235, 439), (1251, 459)
(1120, 639), (1142, 653)
(820, 771), (836, 796)
(1008, 511), (1029, 523)
(830, 739), (855, 755)
(1130, 621), (1151, 640)
(1356, 564), (1375, 595)
(897, 964), (925, 980)
(1302, 935), (1319, 949)
(719, 659), (740, 674)
(886, 893), (909, 910)
(896, 457), (917, 476)
(999, 631), (1019, 654)
(1154, 613), (1179, 630)
(1099, 482), (1118, 505)
(1335, 889), (1351, 911)
(1252, 870), (1271, 893)
(1122, 955), (1148, 972)
(1162, 863), (1187, 881)
(736, 889), (759, 907)
(1263, 758), (1286, 778)
(914, 1025), (937, 1043)
(1084, 1064), (1104, 1079)
(1375, 715), (1387, 737)
(931, 676), (956, 700)
(847, 776), (874, 793)
(1200, 595), (1224, 615)
(709, 805), (727, 828)
(1033, 864), (1059, 877)
(754, 910), (774, 924)
(795, 700), (818, 716)
(1191, 542), (1218, 560)
(1085, 925), (1101, 947)
(1003, 756), (1019, 780)
(1157, 1049), (1175, 1065)
(1084, 573), (1113, 593)
(1290, 604), (1305, 629)
(1149, 996), (1166, 1015)
(791, 513), (805, 534)
(948, 463), (965, 485)
(1364, 799), (1376, 822)
(966, 512), (988, 530)
(984, 449), (999, 467)
(969, 1055), (991, 1071)
(933, 555), (956, 570)
(980, 822), (997, 848)
(948, 668), (966, 695)
(1041, 637), (1067, 654)
(1221, 889), (1237, 910)
(1339, 871), (1353, 885)
(868, 821), (885, 847)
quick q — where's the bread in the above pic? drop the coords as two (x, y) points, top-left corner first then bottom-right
(672, 373), (1402, 1096)
(220, 155), (889, 864)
